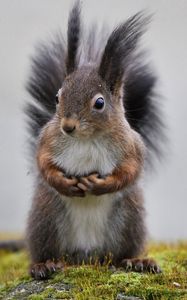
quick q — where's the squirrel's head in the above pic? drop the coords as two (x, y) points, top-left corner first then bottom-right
(56, 67), (125, 138)
(54, 1), (147, 139)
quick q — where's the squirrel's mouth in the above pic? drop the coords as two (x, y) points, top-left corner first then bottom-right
(61, 126), (98, 140)
(59, 117), (102, 139)
(59, 114), (106, 138)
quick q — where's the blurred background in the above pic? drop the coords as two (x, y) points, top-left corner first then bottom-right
(0, 0), (186, 241)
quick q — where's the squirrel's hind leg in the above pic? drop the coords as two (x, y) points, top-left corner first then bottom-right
(110, 189), (161, 274)
(27, 183), (64, 280)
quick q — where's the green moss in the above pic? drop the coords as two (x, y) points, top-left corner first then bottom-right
(0, 251), (29, 281)
(0, 242), (186, 300)
(28, 295), (44, 300)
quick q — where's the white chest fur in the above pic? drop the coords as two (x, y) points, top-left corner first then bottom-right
(54, 137), (117, 176)
(55, 137), (119, 253)
(63, 194), (115, 253)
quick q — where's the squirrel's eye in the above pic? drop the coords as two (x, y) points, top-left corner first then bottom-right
(55, 94), (59, 104)
(94, 97), (105, 110)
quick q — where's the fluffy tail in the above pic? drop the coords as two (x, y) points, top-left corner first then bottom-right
(25, 1), (164, 166)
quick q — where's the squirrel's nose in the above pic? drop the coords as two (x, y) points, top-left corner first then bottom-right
(61, 117), (77, 135)
(63, 124), (76, 134)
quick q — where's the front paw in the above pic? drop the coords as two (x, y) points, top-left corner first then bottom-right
(54, 174), (85, 197)
(78, 173), (116, 195)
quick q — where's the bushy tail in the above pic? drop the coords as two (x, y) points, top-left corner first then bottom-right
(124, 64), (165, 167)
(25, 1), (165, 166)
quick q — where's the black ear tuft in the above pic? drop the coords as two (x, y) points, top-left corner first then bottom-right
(66, 1), (81, 74)
(99, 12), (149, 93)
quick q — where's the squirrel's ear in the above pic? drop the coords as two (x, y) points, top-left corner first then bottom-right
(66, 1), (81, 74)
(98, 12), (149, 94)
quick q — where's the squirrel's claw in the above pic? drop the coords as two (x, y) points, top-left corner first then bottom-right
(61, 175), (78, 186)
(79, 173), (113, 195)
(69, 186), (85, 197)
(78, 173), (99, 191)
(77, 182), (88, 191)
(51, 173), (85, 197)
(78, 176), (94, 190)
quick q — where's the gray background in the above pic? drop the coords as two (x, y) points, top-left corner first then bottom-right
(0, 0), (186, 240)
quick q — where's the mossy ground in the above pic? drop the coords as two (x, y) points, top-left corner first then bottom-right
(0, 239), (186, 300)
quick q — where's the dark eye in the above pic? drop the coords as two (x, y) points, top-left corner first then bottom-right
(94, 97), (105, 110)
(55, 93), (59, 104)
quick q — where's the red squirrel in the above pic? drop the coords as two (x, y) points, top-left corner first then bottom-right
(23, 1), (164, 279)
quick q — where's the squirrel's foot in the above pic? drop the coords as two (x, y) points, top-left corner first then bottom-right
(119, 258), (162, 274)
(30, 260), (63, 280)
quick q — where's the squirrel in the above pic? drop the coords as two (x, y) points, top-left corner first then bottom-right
(1, 1), (164, 280)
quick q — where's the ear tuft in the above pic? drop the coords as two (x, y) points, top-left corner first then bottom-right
(66, 1), (81, 74)
(99, 12), (150, 93)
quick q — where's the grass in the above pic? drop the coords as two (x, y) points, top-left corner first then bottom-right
(0, 241), (186, 299)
